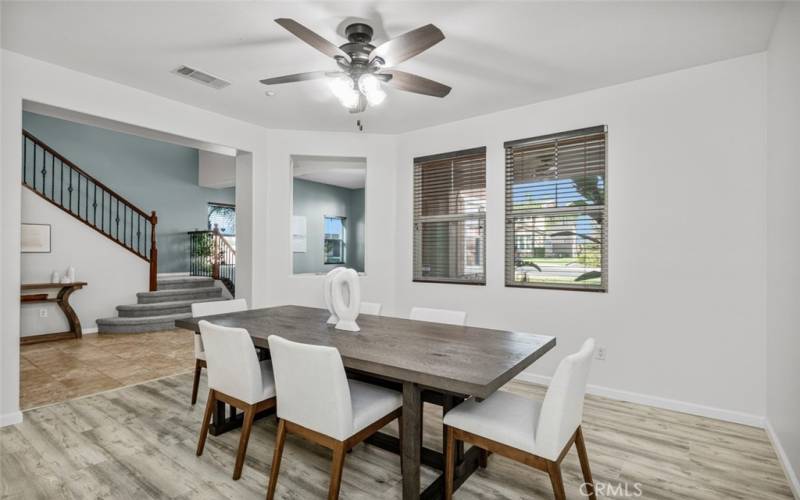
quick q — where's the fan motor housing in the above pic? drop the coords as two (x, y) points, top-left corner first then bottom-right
(341, 23), (377, 63)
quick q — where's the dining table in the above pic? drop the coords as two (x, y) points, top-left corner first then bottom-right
(175, 305), (555, 500)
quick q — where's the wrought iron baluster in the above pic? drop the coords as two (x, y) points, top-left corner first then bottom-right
(116, 199), (120, 241)
(41, 151), (47, 196)
(51, 155), (55, 200)
(68, 167), (73, 213)
(33, 145), (37, 191)
(22, 137), (27, 186)
(93, 184), (97, 227)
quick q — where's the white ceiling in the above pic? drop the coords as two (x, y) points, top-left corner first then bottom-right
(1, 2), (782, 134)
(293, 155), (366, 189)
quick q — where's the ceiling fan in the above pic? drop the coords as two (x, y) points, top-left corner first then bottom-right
(260, 18), (451, 113)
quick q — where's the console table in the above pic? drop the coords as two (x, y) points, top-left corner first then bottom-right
(20, 282), (87, 345)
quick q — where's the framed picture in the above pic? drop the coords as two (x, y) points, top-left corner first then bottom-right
(21, 224), (51, 253)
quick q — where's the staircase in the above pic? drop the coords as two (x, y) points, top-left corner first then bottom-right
(96, 276), (229, 333)
(22, 129), (159, 290)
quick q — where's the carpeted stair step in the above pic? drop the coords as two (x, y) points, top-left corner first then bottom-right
(137, 287), (222, 304)
(117, 297), (229, 318)
(156, 276), (215, 290)
(96, 312), (192, 334)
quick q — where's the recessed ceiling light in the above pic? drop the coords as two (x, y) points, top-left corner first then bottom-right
(265, 91), (276, 97)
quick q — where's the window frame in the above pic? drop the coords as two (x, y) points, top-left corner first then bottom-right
(504, 125), (608, 292)
(413, 146), (487, 285)
(207, 202), (236, 235)
(323, 215), (347, 265)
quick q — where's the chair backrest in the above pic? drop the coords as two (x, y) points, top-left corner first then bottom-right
(360, 302), (382, 315)
(198, 320), (265, 404)
(268, 335), (354, 441)
(409, 307), (466, 326)
(191, 299), (248, 358)
(535, 338), (595, 460)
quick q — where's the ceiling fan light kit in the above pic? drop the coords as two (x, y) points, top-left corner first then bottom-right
(261, 18), (451, 113)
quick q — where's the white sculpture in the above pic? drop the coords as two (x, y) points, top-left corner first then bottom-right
(323, 267), (346, 324)
(332, 268), (361, 332)
(51, 271), (60, 284)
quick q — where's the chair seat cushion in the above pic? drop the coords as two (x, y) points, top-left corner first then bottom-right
(348, 380), (402, 436)
(443, 390), (541, 455)
(196, 351), (206, 361)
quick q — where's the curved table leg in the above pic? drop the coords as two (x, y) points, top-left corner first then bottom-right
(56, 285), (82, 339)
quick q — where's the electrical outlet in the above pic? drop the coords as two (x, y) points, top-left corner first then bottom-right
(595, 346), (606, 361)
(39, 308), (48, 318)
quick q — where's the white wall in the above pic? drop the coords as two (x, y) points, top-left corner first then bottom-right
(396, 54), (768, 422)
(20, 189), (148, 335)
(0, 49), (270, 426)
(199, 150), (235, 189)
(766, 2), (800, 494)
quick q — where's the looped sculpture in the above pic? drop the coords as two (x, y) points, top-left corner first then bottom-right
(331, 268), (361, 332)
(323, 267), (346, 324)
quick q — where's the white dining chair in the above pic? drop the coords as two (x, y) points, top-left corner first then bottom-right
(190, 298), (248, 405)
(410, 307), (467, 326)
(443, 338), (597, 500)
(359, 301), (383, 315)
(195, 320), (275, 481)
(266, 335), (402, 500)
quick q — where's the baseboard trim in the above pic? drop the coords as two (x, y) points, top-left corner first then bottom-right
(83, 327), (98, 335)
(157, 272), (190, 277)
(0, 411), (22, 427)
(514, 372), (766, 428)
(766, 419), (800, 499)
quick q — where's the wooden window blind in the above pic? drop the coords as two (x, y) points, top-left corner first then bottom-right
(504, 126), (607, 291)
(414, 147), (486, 284)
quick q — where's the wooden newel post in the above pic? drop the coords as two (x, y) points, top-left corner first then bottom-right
(149, 210), (158, 292)
(212, 223), (220, 280)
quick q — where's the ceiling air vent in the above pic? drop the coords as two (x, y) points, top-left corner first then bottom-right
(172, 65), (230, 90)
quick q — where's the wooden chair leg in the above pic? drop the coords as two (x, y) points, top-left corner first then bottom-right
(328, 443), (347, 500)
(444, 425), (455, 500)
(191, 360), (203, 405)
(232, 405), (255, 480)
(196, 389), (216, 456)
(546, 461), (567, 500)
(575, 426), (596, 500)
(266, 419), (286, 500)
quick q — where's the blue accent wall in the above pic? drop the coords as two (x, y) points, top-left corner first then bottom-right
(292, 178), (365, 274)
(22, 112), (235, 272)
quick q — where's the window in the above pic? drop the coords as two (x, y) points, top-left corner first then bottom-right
(208, 203), (235, 235)
(324, 216), (346, 264)
(505, 126), (607, 291)
(413, 147), (486, 284)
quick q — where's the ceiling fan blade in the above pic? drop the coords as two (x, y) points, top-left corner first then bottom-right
(349, 93), (368, 114)
(382, 70), (451, 98)
(274, 18), (349, 61)
(259, 71), (335, 85)
(369, 24), (444, 67)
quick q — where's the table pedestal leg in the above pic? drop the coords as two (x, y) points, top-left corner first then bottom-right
(402, 382), (422, 500)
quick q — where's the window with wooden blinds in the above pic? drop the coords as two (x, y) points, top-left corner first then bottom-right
(414, 147), (486, 284)
(504, 126), (607, 291)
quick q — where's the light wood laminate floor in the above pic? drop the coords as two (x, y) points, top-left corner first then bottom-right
(19, 329), (195, 410)
(2, 358), (793, 499)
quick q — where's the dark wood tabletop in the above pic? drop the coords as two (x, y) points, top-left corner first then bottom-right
(175, 304), (555, 399)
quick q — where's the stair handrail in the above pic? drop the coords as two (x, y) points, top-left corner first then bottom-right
(21, 129), (159, 291)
